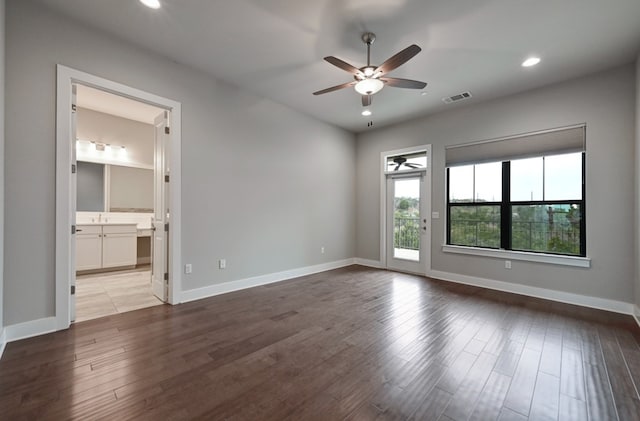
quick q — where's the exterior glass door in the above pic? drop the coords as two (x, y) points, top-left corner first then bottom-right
(386, 174), (427, 274)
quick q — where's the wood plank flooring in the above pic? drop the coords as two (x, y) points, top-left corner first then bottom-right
(1, 265), (639, 420)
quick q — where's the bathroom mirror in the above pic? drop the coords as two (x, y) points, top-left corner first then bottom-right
(77, 160), (153, 212)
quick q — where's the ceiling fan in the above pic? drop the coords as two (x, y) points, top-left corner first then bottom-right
(313, 32), (427, 107)
(390, 156), (421, 171)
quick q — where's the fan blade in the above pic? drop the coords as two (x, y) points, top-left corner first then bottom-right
(324, 56), (364, 77)
(394, 163), (401, 171)
(404, 163), (420, 168)
(313, 81), (356, 96)
(362, 95), (372, 107)
(374, 45), (421, 76)
(381, 77), (427, 89)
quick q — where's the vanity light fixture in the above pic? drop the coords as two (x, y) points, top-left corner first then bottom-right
(91, 141), (106, 151)
(79, 139), (125, 152)
(140, 0), (161, 9)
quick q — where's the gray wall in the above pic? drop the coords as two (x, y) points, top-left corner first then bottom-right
(4, 0), (355, 325)
(356, 64), (636, 303)
(0, 0), (5, 333)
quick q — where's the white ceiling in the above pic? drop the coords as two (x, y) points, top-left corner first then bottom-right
(76, 84), (164, 124)
(37, 0), (640, 133)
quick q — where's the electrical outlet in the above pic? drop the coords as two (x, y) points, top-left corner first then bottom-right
(184, 264), (192, 274)
(321, 247), (325, 254)
(219, 259), (226, 269)
(505, 260), (512, 269)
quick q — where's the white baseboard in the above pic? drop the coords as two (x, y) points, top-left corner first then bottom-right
(5, 317), (58, 343)
(634, 305), (640, 329)
(0, 328), (6, 360)
(353, 258), (383, 268)
(427, 269), (635, 316)
(180, 258), (356, 303)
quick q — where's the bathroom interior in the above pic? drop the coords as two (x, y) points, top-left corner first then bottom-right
(74, 85), (165, 322)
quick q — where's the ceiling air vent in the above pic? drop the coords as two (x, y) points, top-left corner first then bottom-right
(442, 91), (472, 104)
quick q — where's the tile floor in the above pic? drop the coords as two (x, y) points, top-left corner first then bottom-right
(75, 267), (164, 322)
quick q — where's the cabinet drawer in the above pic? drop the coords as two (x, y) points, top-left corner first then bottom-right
(103, 224), (137, 235)
(76, 225), (102, 235)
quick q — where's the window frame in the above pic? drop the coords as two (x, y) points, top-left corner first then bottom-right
(446, 152), (586, 257)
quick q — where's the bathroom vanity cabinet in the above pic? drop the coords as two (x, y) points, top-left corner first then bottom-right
(76, 223), (138, 271)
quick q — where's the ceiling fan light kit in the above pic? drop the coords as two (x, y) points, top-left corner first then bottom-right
(313, 32), (427, 108)
(355, 78), (384, 95)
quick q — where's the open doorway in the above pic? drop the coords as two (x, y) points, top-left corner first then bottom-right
(73, 85), (165, 322)
(55, 65), (182, 330)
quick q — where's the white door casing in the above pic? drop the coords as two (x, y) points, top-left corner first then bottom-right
(56, 65), (182, 331)
(380, 145), (432, 275)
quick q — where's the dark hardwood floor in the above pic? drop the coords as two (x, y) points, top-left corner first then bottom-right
(1, 265), (639, 420)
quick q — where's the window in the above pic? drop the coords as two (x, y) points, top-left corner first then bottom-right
(449, 162), (502, 248)
(446, 126), (585, 257)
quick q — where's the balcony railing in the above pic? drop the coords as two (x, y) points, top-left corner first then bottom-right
(450, 219), (500, 248)
(394, 217), (420, 250)
(512, 221), (580, 254)
(450, 219), (580, 254)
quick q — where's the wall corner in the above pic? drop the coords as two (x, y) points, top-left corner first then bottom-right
(635, 54), (640, 311)
(0, 0), (6, 338)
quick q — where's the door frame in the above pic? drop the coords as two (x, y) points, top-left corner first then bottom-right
(380, 144), (432, 275)
(55, 65), (182, 330)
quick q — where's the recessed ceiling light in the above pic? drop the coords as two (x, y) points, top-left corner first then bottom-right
(362, 109), (372, 116)
(420, 92), (428, 96)
(522, 57), (541, 67)
(140, 0), (161, 9)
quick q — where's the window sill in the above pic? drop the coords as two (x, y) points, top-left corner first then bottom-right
(442, 245), (591, 268)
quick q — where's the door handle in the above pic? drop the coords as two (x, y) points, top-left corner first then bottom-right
(76, 229), (83, 232)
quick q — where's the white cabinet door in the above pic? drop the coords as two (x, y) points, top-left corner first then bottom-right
(102, 233), (137, 268)
(76, 234), (102, 271)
